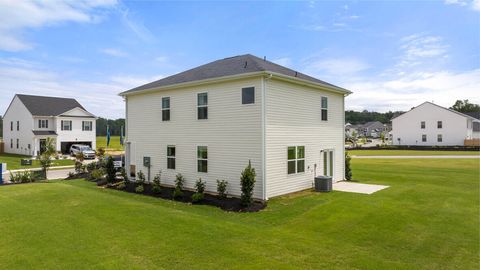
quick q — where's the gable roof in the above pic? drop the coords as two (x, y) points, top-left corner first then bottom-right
(391, 101), (477, 121)
(15, 94), (89, 116)
(464, 111), (480, 120)
(120, 54), (351, 95)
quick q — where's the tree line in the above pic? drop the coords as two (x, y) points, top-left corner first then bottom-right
(96, 118), (125, 136)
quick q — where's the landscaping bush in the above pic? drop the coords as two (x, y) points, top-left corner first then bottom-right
(345, 152), (353, 181)
(152, 172), (162, 194)
(86, 162), (96, 173)
(192, 178), (206, 203)
(91, 168), (105, 181)
(240, 161), (256, 207)
(75, 161), (83, 174)
(9, 171), (35, 183)
(137, 171), (146, 185)
(120, 167), (129, 185)
(75, 152), (85, 162)
(135, 185), (144, 193)
(105, 156), (116, 183)
(117, 182), (126, 190)
(97, 147), (105, 158)
(173, 173), (185, 199)
(216, 179), (228, 199)
(68, 172), (75, 178)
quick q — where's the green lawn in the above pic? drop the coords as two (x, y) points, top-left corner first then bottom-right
(348, 149), (480, 156)
(0, 153), (74, 170)
(96, 136), (123, 151)
(0, 158), (478, 269)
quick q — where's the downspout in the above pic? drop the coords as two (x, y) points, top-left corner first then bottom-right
(124, 96), (130, 178)
(262, 73), (272, 201)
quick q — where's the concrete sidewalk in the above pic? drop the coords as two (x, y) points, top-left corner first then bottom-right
(333, 181), (389, 194)
(351, 155), (480, 159)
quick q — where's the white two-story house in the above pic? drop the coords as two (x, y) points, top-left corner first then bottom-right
(392, 102), (479, 146)
(3, 94), (97, 156)
(120, 54), (352, 200)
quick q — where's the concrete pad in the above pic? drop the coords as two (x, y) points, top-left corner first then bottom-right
(333, 181), (389, 194)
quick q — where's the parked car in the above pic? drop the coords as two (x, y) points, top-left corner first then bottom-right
(106, 155), (125, 171)
(70, 144), (96, 159)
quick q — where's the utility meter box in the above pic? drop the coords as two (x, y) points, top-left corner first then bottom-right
(143, 157), (151, 167)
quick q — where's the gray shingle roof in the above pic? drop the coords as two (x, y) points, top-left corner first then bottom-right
(32, 130), (58, 136)
(17, 94), (87, 116)
(120, 54), (348, 95)
(464, 112), (480, 120)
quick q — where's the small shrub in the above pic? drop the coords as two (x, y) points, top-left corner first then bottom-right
(173, 173), (185, 199)
(91, 168), (105, 180)
(216, 179), (228, 199)
(152, 171), (162, 194)
(106, 156), (116, 183)
(120, 167), (129, 184)
(9, 171), (35, 183)
(191, 193), (204, 203)
(240, 160), (256, 207)
(86, 162), (96, 173)
(75, 161), (83, 174)
(345, 151), (353, 181)
(97, 147), (105, 158)
(135, 185), (144, 193)
(117, 182), (126, 190)
(68, 172), (75, 178)
(137, 170), (146, 185)
(75, 152), (85, 162)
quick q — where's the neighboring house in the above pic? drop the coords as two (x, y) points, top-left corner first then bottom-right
(464, 112), (480, 139)
(391, 102), (479, 146)
(3, 94), (96, 156)
(345, 123), (359, 137)
(357, 121), (389, 138)
(120, 54), (352, 200)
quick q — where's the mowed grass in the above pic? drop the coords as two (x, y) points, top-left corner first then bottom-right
(96, 136), (123, 151)
(0, 159), (478, 269)
(348, 149), (480, 156)
(0, 153), (74, 170)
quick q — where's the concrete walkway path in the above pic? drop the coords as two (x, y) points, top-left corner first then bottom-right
(351, 155), (480, 159)
(333, 181), (389, 194)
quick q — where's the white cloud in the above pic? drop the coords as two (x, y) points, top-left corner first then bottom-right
(116, 2), (155, 42)
(394, 33), (449, 70)
(445, 0), (468, 6)
(100, 48), (128, 57)
(0, 57), (160, 118)
(473, 0), (480, 10)
(444, 0), (480, 11)
(344, 69), (480, 112)
(0, 0), (117, 51)
(303, 58), (370, 76)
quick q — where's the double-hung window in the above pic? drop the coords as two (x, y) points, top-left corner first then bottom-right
(167, 146), (176, 169)
(437, 121), (442, 129)
(321, 97), (328, 121)
(16, 139), (19, 149)
(16, 121), (19, 131)
(437, 134), (442, 142)
(162, 97), (170, 121)
(10, 139), (13, 148)
(287, 146), (305, 174)
(10, 121), (13, 131)
(82, 121), (92, 131)
(422, 134), (427, 142)
(421, 121), (425, 129)
(197, 146), (208, 173)
(242, 87), (255, 104)
(197, 93), (208, 120)
(61, 120), (72, 131)
(38, 119), (48, 129)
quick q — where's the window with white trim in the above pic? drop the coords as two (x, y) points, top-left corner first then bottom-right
(437, 134), (442, 142)
(197, 146), (208, 172)
(197, 93), (208, 120)
(287, 146), (305, 174)
(38, 119), (49, 129)
(16, 139), (19, 149)
(167, 145), (175, 169)
(16, 121), (19, 131)
(422, 134), (427, 142)
(437, 121), (442, 129)
(162, 97), (170, 121)
(10, 139), (13, 148)
(61, 120), (72, 131)
(321, 97), (328, 121)
(421, 121), (425, 129)
(82, 121), (92, 131)
(10, 121), (13, 131)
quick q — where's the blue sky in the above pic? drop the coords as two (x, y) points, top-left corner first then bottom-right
(0, 0), (479, 118)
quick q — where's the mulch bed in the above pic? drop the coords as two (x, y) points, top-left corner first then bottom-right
(107, 182), (266, 212)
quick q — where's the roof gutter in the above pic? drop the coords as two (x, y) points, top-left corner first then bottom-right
(119, 71), (353, 97)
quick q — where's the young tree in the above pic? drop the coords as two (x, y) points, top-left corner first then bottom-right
(39, 137), (56, 179)
(105, 156), (116, 183)
(240, 160), (256, 207)
(345, 152), (353, 181)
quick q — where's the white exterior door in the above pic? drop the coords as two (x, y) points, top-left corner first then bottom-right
(322, 150), (334, 177)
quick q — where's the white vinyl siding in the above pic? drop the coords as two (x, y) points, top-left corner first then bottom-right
(126, 77), (263, 198)
(265, 78), (345, 198)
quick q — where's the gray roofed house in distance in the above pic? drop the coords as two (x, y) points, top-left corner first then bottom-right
(120, 54), (351, 96)
(14, 94), (89, 117)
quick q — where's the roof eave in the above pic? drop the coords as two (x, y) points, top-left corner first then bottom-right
(119, 71), (352, 96)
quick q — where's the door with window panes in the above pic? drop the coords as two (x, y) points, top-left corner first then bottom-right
(322, 150), (334, 177)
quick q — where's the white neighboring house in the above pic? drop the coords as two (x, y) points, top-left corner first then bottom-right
(3, 94), (97, 156)
(391, 102), (479, 146)
(120, 54), (352, 200)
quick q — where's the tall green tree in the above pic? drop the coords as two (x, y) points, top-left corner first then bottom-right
(450, 100), (480, 113)
(96, 118), (125, 136)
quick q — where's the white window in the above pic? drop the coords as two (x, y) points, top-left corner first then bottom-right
(287, 146), (305, 174)
(16, 121), (19, 131)
(323, 150), (334, 177)
(437, 134), (442, 142)
(197, 146), (208, 172)
(321, 97), (328, 121)
(437, 121), (442, 129)
(167, 145), (175, 169)
(38, 119), (48, 129)
(61, 120), (72, 131)
(16, 139), (19, 149)
(422, 134), (427, 142)
(162, 97), (170, 121)
(82, 121), (92, 131)
(197, 93), (208, 120)
(242, 87), (255, 104)
(10, 139), (13, 148)
(421, 121), (425, 129)
(10, 121), (13, 131)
